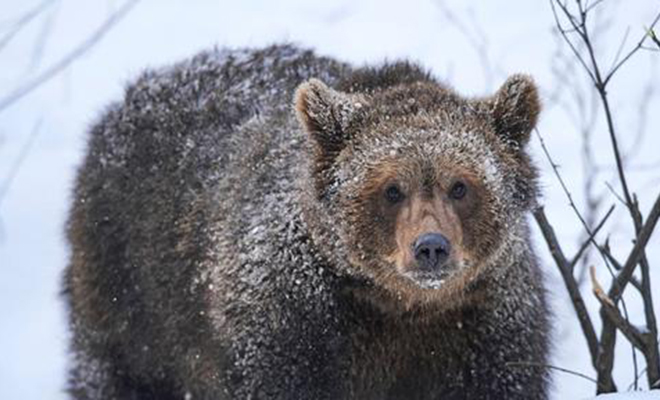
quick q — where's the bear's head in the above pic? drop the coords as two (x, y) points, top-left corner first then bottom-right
(295, 70), (540, 310)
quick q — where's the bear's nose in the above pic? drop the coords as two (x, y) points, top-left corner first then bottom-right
(413, 233), (451, 271)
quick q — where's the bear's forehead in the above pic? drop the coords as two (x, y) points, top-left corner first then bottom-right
(350, 116), (504, 185)
(336, 129), (508, 213)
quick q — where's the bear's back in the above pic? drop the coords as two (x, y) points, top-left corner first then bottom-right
(64, 45), (350, 397)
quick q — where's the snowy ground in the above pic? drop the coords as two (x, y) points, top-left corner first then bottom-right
(594, 391), (660, 400)
(1, 1), (659, 399)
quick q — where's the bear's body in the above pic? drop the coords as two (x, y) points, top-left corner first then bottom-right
(64, 45), (549, 399)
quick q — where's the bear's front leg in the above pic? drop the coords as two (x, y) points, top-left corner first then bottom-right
(220, 292), (349, 399)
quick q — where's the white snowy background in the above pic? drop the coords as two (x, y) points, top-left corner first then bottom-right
(0, 0), (659, 399)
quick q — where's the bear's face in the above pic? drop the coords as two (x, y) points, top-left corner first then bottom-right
(295, 76), (540, 307)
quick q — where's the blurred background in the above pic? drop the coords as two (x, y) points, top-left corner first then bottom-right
(0, 0), (658, 398)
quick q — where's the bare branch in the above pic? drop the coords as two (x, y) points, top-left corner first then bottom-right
(506, 361), (599, 386)
(0, 0), (56, 53)
(608, 26), (630, 76)
(570, 204), (615, 269)
(604, 181), (626, 207)
(549, 0), (597, 83)
(534, 207), (600, 366)
(649, 28), (660, 49)
(535, 128), (590, 231)
(641, 45), (660, 52)
(0, 0), (141, 114)
(596, 319), (618, 393)
(535, 128), (623, 284)
(590, 265), (614, 307)
(584, 0), (606, 14)
(608, 192), (660, 301)
(604, 12), (660, 85)
(627, 366), (648, 391)
(593, 264), (660, 388)
(0, 118), (43, 206)
(26, 0), (60, 73)
(434, 0), (501, 90)
(592, 265), (646, 351)
(534, 126), (638, 390)
(545, 1), (660, 390)
(600, 241), (643, 293)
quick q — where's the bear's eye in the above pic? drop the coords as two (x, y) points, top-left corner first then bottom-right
(449, 181), (467, 200)
(384, 184), (405, 204)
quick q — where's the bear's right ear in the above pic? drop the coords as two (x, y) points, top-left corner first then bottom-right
(294, 79), (367, 197)
(490, 74), (540, 149)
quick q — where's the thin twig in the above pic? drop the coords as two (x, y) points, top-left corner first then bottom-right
(584, 0), (606, 14)
(604, 12), (660, 85)
(0, 118), (43, 206)
(604, 181), (626, 207)
(649, 28), (660, 48)
(641, 45), (660, 52)
(27, 0), (61, 73)
(434, 0), (501, 90)
(570, 204), (615, 270)
(608, 26), (630, 76)
(506, 361), (600, 386)
(0, 0), (141, 114)
(550, 0), (597, 83)
(0, 0), (56, 53)
(627, 366), (648, 391)
(535, 128), (621, 284)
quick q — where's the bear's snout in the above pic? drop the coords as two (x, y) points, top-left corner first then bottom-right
(413, 232), (451, 271)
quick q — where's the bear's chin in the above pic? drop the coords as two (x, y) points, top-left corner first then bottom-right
(397, 260), (463, 290)
(401, 270), (452, 290)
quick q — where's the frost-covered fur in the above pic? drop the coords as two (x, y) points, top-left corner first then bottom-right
(64, 44), (550, 399)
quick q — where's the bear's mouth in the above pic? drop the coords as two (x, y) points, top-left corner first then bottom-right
(401, 270), (452, 290)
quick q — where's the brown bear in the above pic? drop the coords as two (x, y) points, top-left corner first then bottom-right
(64, 44), (549, 399)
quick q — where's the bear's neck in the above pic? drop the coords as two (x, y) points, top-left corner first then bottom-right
(297, 178), (366, 281)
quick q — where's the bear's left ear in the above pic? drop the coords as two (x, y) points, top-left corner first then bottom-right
(491, 74), (540, 147)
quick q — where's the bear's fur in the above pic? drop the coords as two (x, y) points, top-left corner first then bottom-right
(64, 44), (550, 399)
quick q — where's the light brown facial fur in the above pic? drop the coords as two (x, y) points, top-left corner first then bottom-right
(348, 157), (493, 310)
(387, 186), (464, 278)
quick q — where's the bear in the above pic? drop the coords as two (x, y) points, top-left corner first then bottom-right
(63, 44), (550, 399)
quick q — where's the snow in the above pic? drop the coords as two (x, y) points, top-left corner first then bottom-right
(591, 391), (660, 400)
(1, 0), (659, 399)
